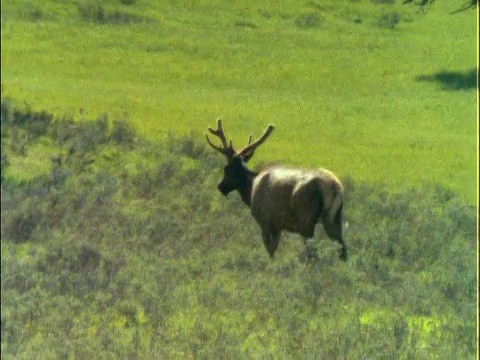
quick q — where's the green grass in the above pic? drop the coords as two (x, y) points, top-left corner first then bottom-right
(1, 0), (477, 203)
(1, 0), (477, 353)
(1, 105), (476, 358)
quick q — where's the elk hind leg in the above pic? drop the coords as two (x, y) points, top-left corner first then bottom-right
(298, 223), (319, 262)
(262, 228), (280, 258)
(323, 205), (347, 261)
(301, 237), (319, 263)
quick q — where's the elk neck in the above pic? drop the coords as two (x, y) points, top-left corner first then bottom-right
(237, 168), (258, 207)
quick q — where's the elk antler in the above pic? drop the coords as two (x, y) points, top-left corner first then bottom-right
(237, 124), (274, 158)
(205, 118), (236, 158)
(206, 118), (275, 160)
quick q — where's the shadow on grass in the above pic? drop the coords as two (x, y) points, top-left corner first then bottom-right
(416, 68), (477, 91)
(450, 0), (477, 14)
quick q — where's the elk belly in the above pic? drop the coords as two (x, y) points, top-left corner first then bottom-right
(250, 168), (308, 233)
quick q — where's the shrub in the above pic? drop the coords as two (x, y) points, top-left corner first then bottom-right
(167, 132), (207, 160)
(77, 1), (106, 23)
(1, 146), (8, 183)
(1, 196), (44, 243)
(294, 12), (322, 29)
(20, 2), (44, 21)
(11, 108), (53, 138)
(110, 119), (135, 146)
(378, 11), (401, 29)
(47, 115), (110, 166)
(1, 102), (476, 358)
(0, 100), (53, 158)
(1, 98), (13, 125)
(77, 1), (150, 24)
(49, 116), (76, 148)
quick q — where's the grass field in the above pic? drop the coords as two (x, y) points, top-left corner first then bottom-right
(1, 104), (477, 358)
(1, 0), (478, 358)
(1, 0), (477, 202)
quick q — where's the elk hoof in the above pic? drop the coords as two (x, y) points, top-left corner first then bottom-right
(306, 250), (319, 263)
(299, 241), (319, 263)
(339, 248), (347, 261)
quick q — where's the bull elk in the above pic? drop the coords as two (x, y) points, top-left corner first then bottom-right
(206, 118), (347, 261)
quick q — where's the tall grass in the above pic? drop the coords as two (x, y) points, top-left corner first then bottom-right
(1, 102), (476, 358)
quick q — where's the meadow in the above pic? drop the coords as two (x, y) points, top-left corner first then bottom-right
(1, 0), (477, 201)
(1, 0), (478, 358)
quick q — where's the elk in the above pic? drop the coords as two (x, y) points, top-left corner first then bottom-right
(205, 118), (347, 261)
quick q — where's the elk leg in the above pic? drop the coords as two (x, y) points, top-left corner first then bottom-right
(323, 220), (347, 261)
(302, 237), (319, 262)
(262, 228), (280, 258)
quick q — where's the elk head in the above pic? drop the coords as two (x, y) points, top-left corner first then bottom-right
(206, 118), (274, 197)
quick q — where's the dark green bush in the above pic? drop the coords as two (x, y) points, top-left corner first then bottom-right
(1, 100), (54, 160)
(110, 119), (135, 146)
(77, 1), (107, 23)
(0, 148), (8, 183)
(77, 1), (150, 24)
(20, 4), (44, 21)
(167, 132), (208, 160)
(1, 194), (47, 243)
(294, 12), (322, 29)
(1, 98), (13, 125)
(12, 108), (52, 138)
(67, 115), (109, 158)
(378, 11), (401, 29)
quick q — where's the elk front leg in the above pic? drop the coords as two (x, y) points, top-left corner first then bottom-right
(261, 227), (280, 258)
(323, 220), (347, 261)
(301, 237), (319, 263)
(298, 220), (319, 262)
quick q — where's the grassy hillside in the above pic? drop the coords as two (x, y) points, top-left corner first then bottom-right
(1, 103), (476, 358)
(1, 0), (477, 202)
(1, 0), (478, 358)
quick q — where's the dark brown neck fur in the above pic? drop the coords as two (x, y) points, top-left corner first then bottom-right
(237, 170), (257, 207)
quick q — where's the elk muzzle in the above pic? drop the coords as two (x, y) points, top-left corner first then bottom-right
(217, 180), (233, 196)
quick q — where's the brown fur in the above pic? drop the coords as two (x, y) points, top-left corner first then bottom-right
(249, 166), (347, 260)
(206, 119), (347, 261)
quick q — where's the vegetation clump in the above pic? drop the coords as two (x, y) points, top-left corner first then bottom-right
(77, 1), (151, 24)
(377, 11), (401, 29)
(1, 101), (476, 358)
(294, 12), (323, 29)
